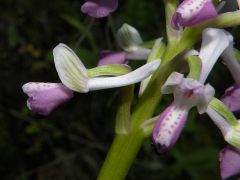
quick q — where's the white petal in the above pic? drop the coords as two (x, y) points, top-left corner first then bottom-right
(221, 33), (240, 85)
(161, 72), (184, 94)
(199, 28), (230, 83)
(87, 59), (160, 91)
(117, 23), (143, 52)
(126, 48), (151, 60)
(197, 84), (215, 114)
(53, 43), (89, 93)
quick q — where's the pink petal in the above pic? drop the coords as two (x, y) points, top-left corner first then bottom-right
(22, 82), (73, 116)
(221, 84), (240, 112)
(97, 51), (128, 66)
(81, 0), (118, 18)
(220, 146), (240, 179)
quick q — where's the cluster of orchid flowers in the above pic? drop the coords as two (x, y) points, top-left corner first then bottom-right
(23, 0), (240, 179)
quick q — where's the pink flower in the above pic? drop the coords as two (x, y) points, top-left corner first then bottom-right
(22, 83), (74, 116)
(171, 0), (217, 30)
(152, 72), (214, 152)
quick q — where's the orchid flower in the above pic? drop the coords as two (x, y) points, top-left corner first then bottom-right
(81, 0), (118, 18)
(152, 28), (230, 153)
(152, 72), (214, 152)
(198, 30), (240, 178)
(206, 105), (240, 179)
(22, 83), (74, 116)
(171, 0), (217, 30)
(23, 43), (160, 115)
(220, 38), (240, 112)
(97, 24), (151, 66)
(53, 44), (160, 92)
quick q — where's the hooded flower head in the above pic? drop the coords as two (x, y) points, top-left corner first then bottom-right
(23, 43), (160, 116)
(81, 0), (118, 18)
(171, 0), (217, 30)
(152, 72), (214, 152)
(53, 43), (160, 92)
(22, 83), (73, 116)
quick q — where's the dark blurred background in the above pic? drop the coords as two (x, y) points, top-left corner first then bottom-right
(1, 0), (240, 179)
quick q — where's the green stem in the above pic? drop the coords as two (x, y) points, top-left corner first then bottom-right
(97, 130), (145, 180)
(187, 55), (202, 80)
(115, 85), (134, 134)
(164, 0), (177, 45)
(97, 59), (176, 180)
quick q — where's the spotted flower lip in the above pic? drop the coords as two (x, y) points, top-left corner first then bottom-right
(152, 103), (189, 153)
(22, 83), (74, 116)
(171, 0), (217, 30)
(152, 72), (214, 153)
(80, 0), (118, 18)
(220, 146), (240, 179)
